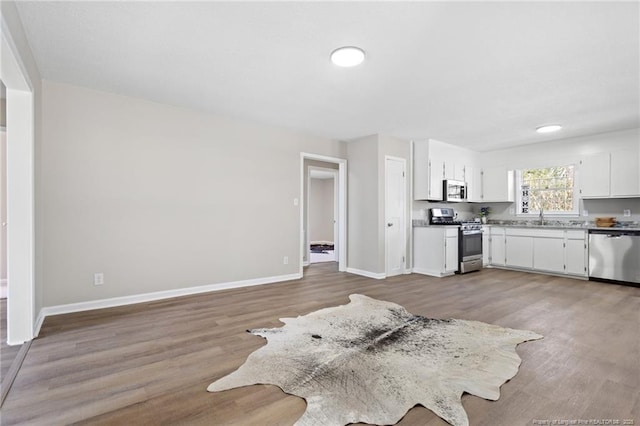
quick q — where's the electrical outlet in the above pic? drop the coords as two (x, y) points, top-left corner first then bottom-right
(624, 209), (631, 217)
(94, 273), (104, 286)
(582, 210), (589, 217)
(283, 256), (289, 265)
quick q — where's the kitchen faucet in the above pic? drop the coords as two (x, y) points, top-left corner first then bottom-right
(539, 207), (544, 225)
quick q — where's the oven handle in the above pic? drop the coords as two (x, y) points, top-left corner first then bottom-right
(462, 230), (483, 235)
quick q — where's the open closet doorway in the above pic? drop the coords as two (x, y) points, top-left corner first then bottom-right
(308, 167), (338, 264)
(300, 153), (347, 275)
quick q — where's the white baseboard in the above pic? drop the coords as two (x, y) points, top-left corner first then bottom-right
(346, 268), (386, 280)
(0, 278), (7, 285)
(33, 272), (302, 337)
(303, 260), (310, 267)
(412, 267), (455, 278)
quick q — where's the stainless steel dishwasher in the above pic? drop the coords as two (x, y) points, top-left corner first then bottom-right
(589, 229), (640, 284)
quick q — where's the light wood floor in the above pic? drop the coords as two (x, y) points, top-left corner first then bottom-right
(1, 299), (22, 384)
(1, 264), (639, 425)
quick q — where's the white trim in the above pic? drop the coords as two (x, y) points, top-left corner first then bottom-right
(300, 153), (347, 275)
(1, 20), (36, 345)
(0, 279), (7, 285)
(346, 267), (386, 280)
(302, 261), (310, 267)
(412, 267), (455, 278)
(33, 273), (302, 335)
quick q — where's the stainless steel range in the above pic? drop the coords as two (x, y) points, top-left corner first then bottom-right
(428, 208), (483, 274)
(458, 221), (483, 274)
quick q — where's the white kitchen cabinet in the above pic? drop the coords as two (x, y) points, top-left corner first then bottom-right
(505, 231), (534, 269)
(482, 225), (490, 266)
(488, 227), (587, 279)
(565, 231), (587, 276)
(489, 226), (506, 266)
(579, 150), (639, 198)
(429, 157), (445, 200)
(579, 152), (610, 198)
(466, 166), (483, 203)
(479, 166), (515, 202)
(413, 141), (445, 200)
(610, 149), (640, 197)
(444, 161), (465, 181)
(413, 226), (459, 277)
(532, 231), (565, 274)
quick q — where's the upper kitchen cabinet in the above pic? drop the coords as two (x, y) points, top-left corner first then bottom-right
(413, 139), (478, 201)
(610, 149), (640, 197)
(579, 149), (640, 198)
(477, 166), (515, 202)
(414, 141), (444, 200)
(579, 152), (610, 197)
(444, 160), (466, 181)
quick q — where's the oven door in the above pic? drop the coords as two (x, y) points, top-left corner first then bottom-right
(460, 230), (482, 261)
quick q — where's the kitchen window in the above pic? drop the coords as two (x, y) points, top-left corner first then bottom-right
(516, 165), (578, 215)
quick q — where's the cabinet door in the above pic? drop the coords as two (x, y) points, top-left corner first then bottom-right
(466, 166), (483, 202)
(482, 226), (490, 266)
(482, 167), (514, 202)
(533, 237), (565, 273)
(610, 149), (640, 197)
(579, 152), (610, 197)
(505, 235), (533, 269)
(444, 235), (459, 273)
(490, 227), (506, 266)
(566, 238), (587, 276)
(413, 141), (430, 200)
(428, 158), (444, 200)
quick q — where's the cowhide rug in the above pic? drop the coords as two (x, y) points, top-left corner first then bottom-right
(207, 294), (543, 426)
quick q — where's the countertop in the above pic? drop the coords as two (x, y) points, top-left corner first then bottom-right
(412, 219), (640, 231)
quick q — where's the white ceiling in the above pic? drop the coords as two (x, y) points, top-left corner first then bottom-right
(15, 1), (640, 151)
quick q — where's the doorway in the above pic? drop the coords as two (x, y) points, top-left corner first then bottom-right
(1, 28), (36, 346)
(308, 167), (338, 264)
(385, 156), (406, 277)
(300, 153), (346, 275)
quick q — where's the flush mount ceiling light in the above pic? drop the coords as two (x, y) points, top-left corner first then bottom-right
(536, 124), (562, 134)
(330, 46), (365, 67)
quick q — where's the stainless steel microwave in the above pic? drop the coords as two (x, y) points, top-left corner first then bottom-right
(443, 179), (467, 202)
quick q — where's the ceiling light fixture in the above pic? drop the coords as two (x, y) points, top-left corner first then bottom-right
(330, 46), (365, 67)
(536, 124), (562, 134)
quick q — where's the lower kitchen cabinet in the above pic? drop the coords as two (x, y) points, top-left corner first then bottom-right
(505, 232), (534, 269)
(488, 227), (506, 266)
(533, 233), (565, 274)
(413, 226), (459, 277)
(486, 226), (587, 278)
(565, 231), (588, 276)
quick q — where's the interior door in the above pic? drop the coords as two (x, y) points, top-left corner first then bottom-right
(385, 157), (406, 277)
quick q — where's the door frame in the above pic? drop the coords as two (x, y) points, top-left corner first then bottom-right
(306, 166), (338, 264)
(384, 156), (407, 277)
(300, 153), (346, 274)
(1, 25), (36, 344)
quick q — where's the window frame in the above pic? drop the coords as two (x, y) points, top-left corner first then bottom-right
(515, 164), (580, 217)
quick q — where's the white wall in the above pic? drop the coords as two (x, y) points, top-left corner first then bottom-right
(347, 134), (411, 276)
(478, 128), (640, 222)
(479, 128), (639, 169)
(347, 135), (380, 274)
(309, 178), (334, 243)
(40, 80), (345, 307)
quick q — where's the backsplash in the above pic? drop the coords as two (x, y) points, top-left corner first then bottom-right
(413, 198), (640, 224)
